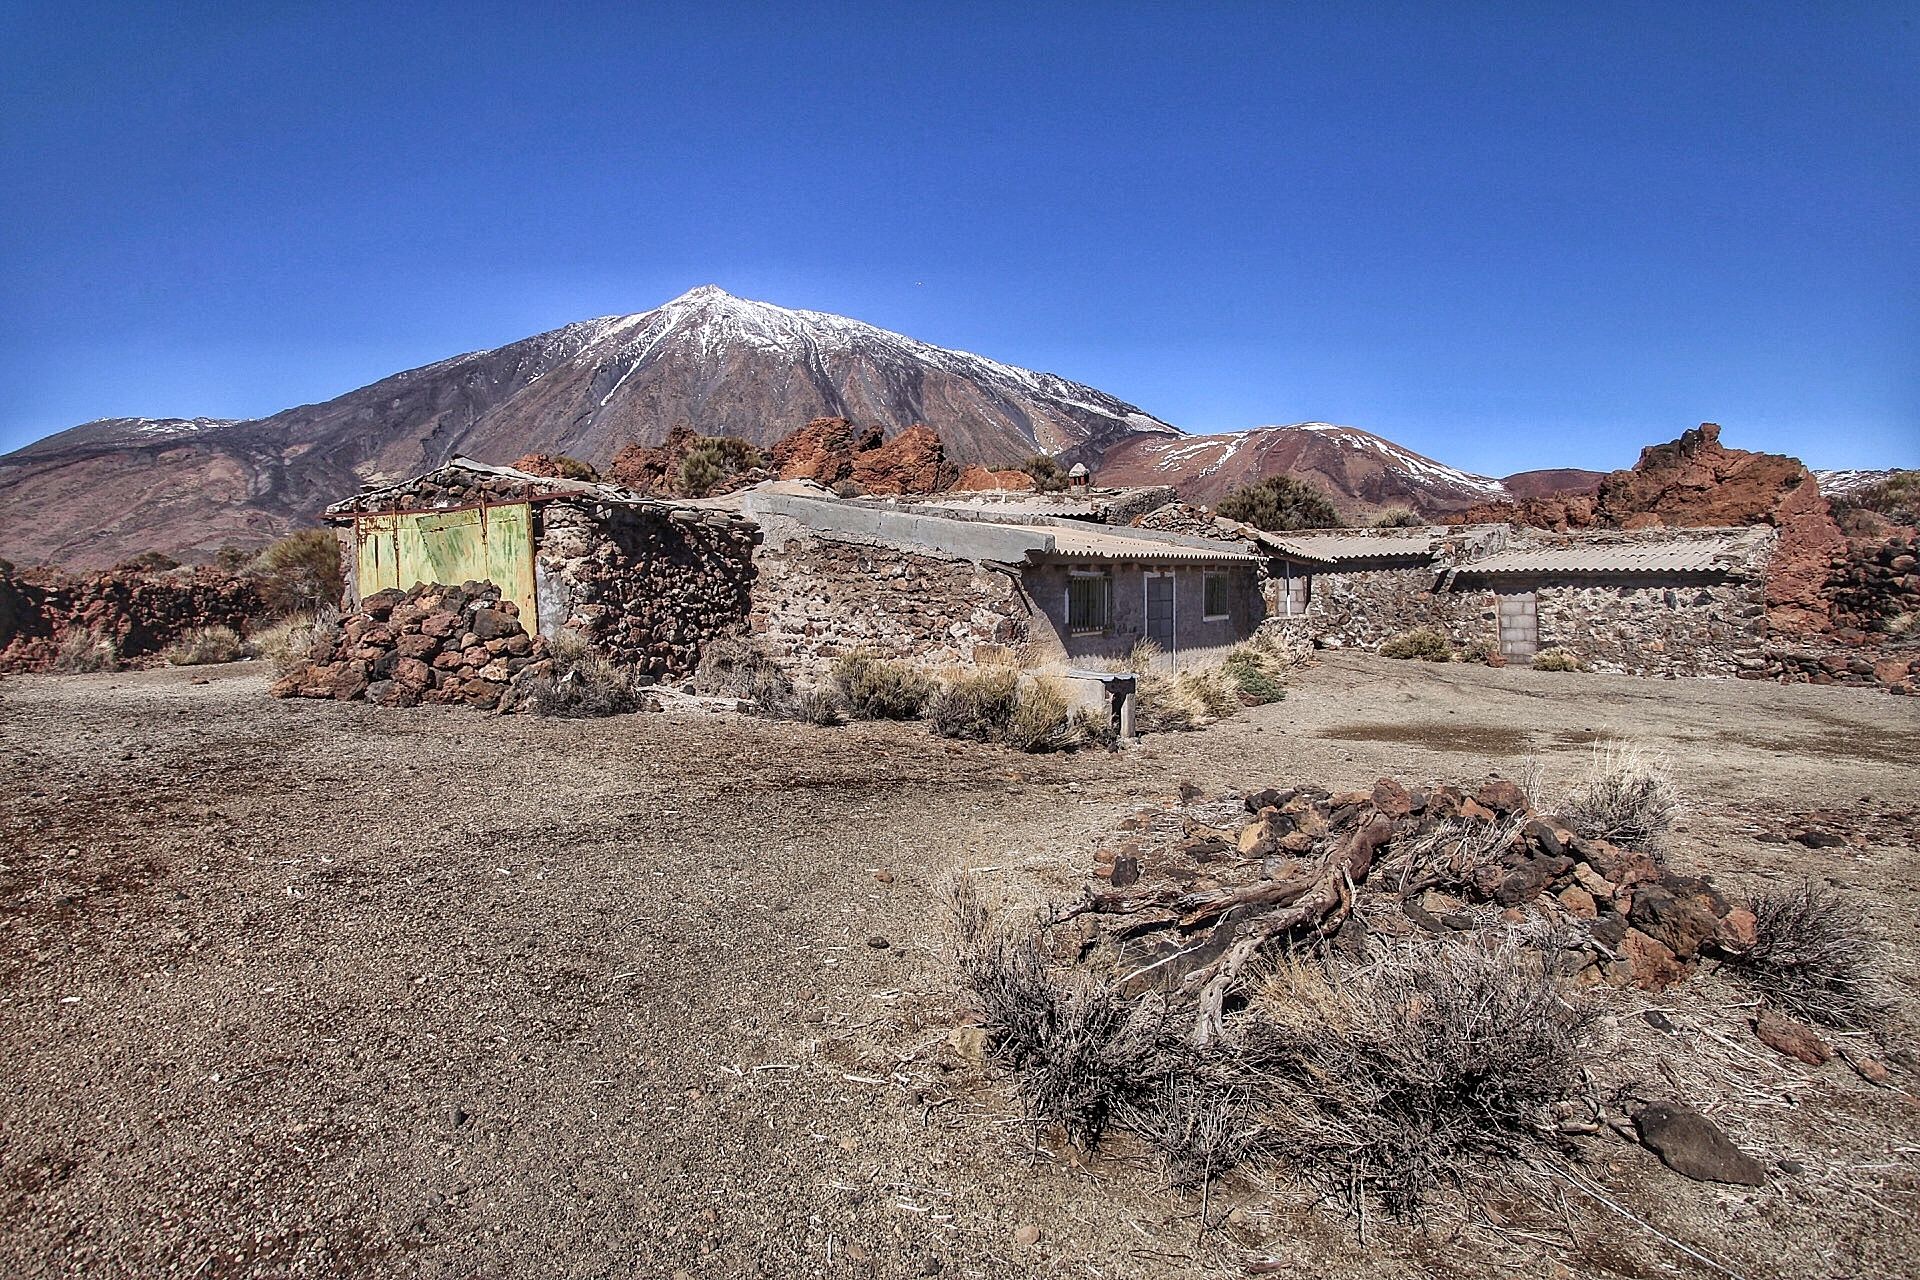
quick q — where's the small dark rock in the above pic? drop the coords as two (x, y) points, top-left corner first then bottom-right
(866, 935), (891, 950)
(1632, 1101), (1766, 1185)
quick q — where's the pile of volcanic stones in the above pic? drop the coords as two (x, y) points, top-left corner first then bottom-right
(1082, 776), (1754, 994)
(271, 581), (551, 710)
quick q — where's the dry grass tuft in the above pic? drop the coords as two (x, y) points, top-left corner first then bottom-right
(249, 606), (340, 675)
(1726, 882), (1889, 1029)
(928, 668), (1021, 741)
(693, 637), (794, 714)
(1556, 745), (1680, 850)
(49, 629), (120, 673)
(1002, 679), (1076, 753)
(831, 653), (934, 720)
(163, 625), (245, 666)
(519, 630), (643, 718)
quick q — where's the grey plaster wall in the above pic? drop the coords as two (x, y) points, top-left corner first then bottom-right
(1022, 561), (1263, 670)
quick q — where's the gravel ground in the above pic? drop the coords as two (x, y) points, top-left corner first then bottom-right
(2, 655), (1916, 1279)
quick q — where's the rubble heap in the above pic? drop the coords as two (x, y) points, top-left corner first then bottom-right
(271, 581), (550, 710)
(1072, 774), (1751, 1037)
(0, 563), (262, 672)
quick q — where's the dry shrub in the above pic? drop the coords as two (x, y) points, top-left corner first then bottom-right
(49, 630), (119, 673)
(1251, 934), (1600, 1216)
(1221, 649), (1287, 705)
(250, 606), (341, 676)
(519, 630), (642, 718)
(693, 637), (793, 714)
(1003, 679), (1075, 753)
(950, 882), (1597, 1206)
(1379, 627), (1452, 661)
(1532, 647), (1582, 672)
(1556, 746), (1680, 850)
(163, 625), (245, 666)
(791, 687), (846, 726)
(1458, 638), (1503, 666)
(1726, 882), (1889, 1029)
(1070, 706), (1120, 751)
(831, 653), (934, 720)
(948, 879), (1190, 1148)
(929, 668), (1020, 741)
(1370, 506), (1423, 528)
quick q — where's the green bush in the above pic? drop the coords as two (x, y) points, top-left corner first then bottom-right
(1222, 650), (1287, 705)
(831, 653), (934, 720)
(929, 668), (1021, 741)
(1370, 506), (1422, 528)
(252, 529), (344, 617)
(1379, 628), (1452, 661)
(1532, 648), (1582, 672)
(163, 625), (245, 666)
(676, 437), (763, 497)
(1023, 455), (1070, 493)
(1214, 475), (1340, 532)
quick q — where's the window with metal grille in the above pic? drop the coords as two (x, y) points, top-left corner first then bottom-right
(1067, 572), (1111, 634)
(1203, 572), (1230, 620)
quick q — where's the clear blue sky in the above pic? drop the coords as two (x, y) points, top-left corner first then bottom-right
(2, 2), (1914, 473)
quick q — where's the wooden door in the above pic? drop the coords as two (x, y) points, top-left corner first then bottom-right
(1497, 590), (1538, 662)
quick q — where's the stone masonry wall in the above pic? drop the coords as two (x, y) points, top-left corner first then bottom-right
(1299, 566), (1483, 652)
(748, 525), (1027, 673)
(1527, 578), (1768, 677)
(0, 565), (263, 672)
(536, 503), (759, 680)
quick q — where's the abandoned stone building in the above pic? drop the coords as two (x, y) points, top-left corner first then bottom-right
(733, 489), (1267, 671)
(1264, 525), (1775, 677)
(326, 458), (759, 680)
(326, 458), (1785, 686)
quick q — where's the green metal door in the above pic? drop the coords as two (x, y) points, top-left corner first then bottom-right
(353, 503), (537, 622)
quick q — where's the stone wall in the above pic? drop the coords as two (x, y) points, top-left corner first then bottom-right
(1524, 577), (1768, 677)
(1298, 565), (1481, 652)
(0, 565), (263, 672)
(1826, 534), (1920, 640)
(747, 519), (1026, 672)
(535, 503), (759, 680)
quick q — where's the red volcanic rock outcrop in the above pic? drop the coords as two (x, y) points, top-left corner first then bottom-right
(952, 465), (1036, 492)
(770, 418), (959, 495)
(1455, 424), (1849, 635)
(608, 425), (765, 497)
(510, 453), (600, 481)
(769, 417), (883, 487)
(849, 425), (960, 495)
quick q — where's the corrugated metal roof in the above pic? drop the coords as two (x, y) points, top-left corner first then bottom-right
(1459, 538), (1757, 576)
(1032, 524), (1258, 565)
(1262, 533), (1434, 562)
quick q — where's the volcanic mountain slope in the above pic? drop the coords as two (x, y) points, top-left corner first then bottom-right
(1092, 422), (1562, 515)
(0, 286), (1178, 568)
